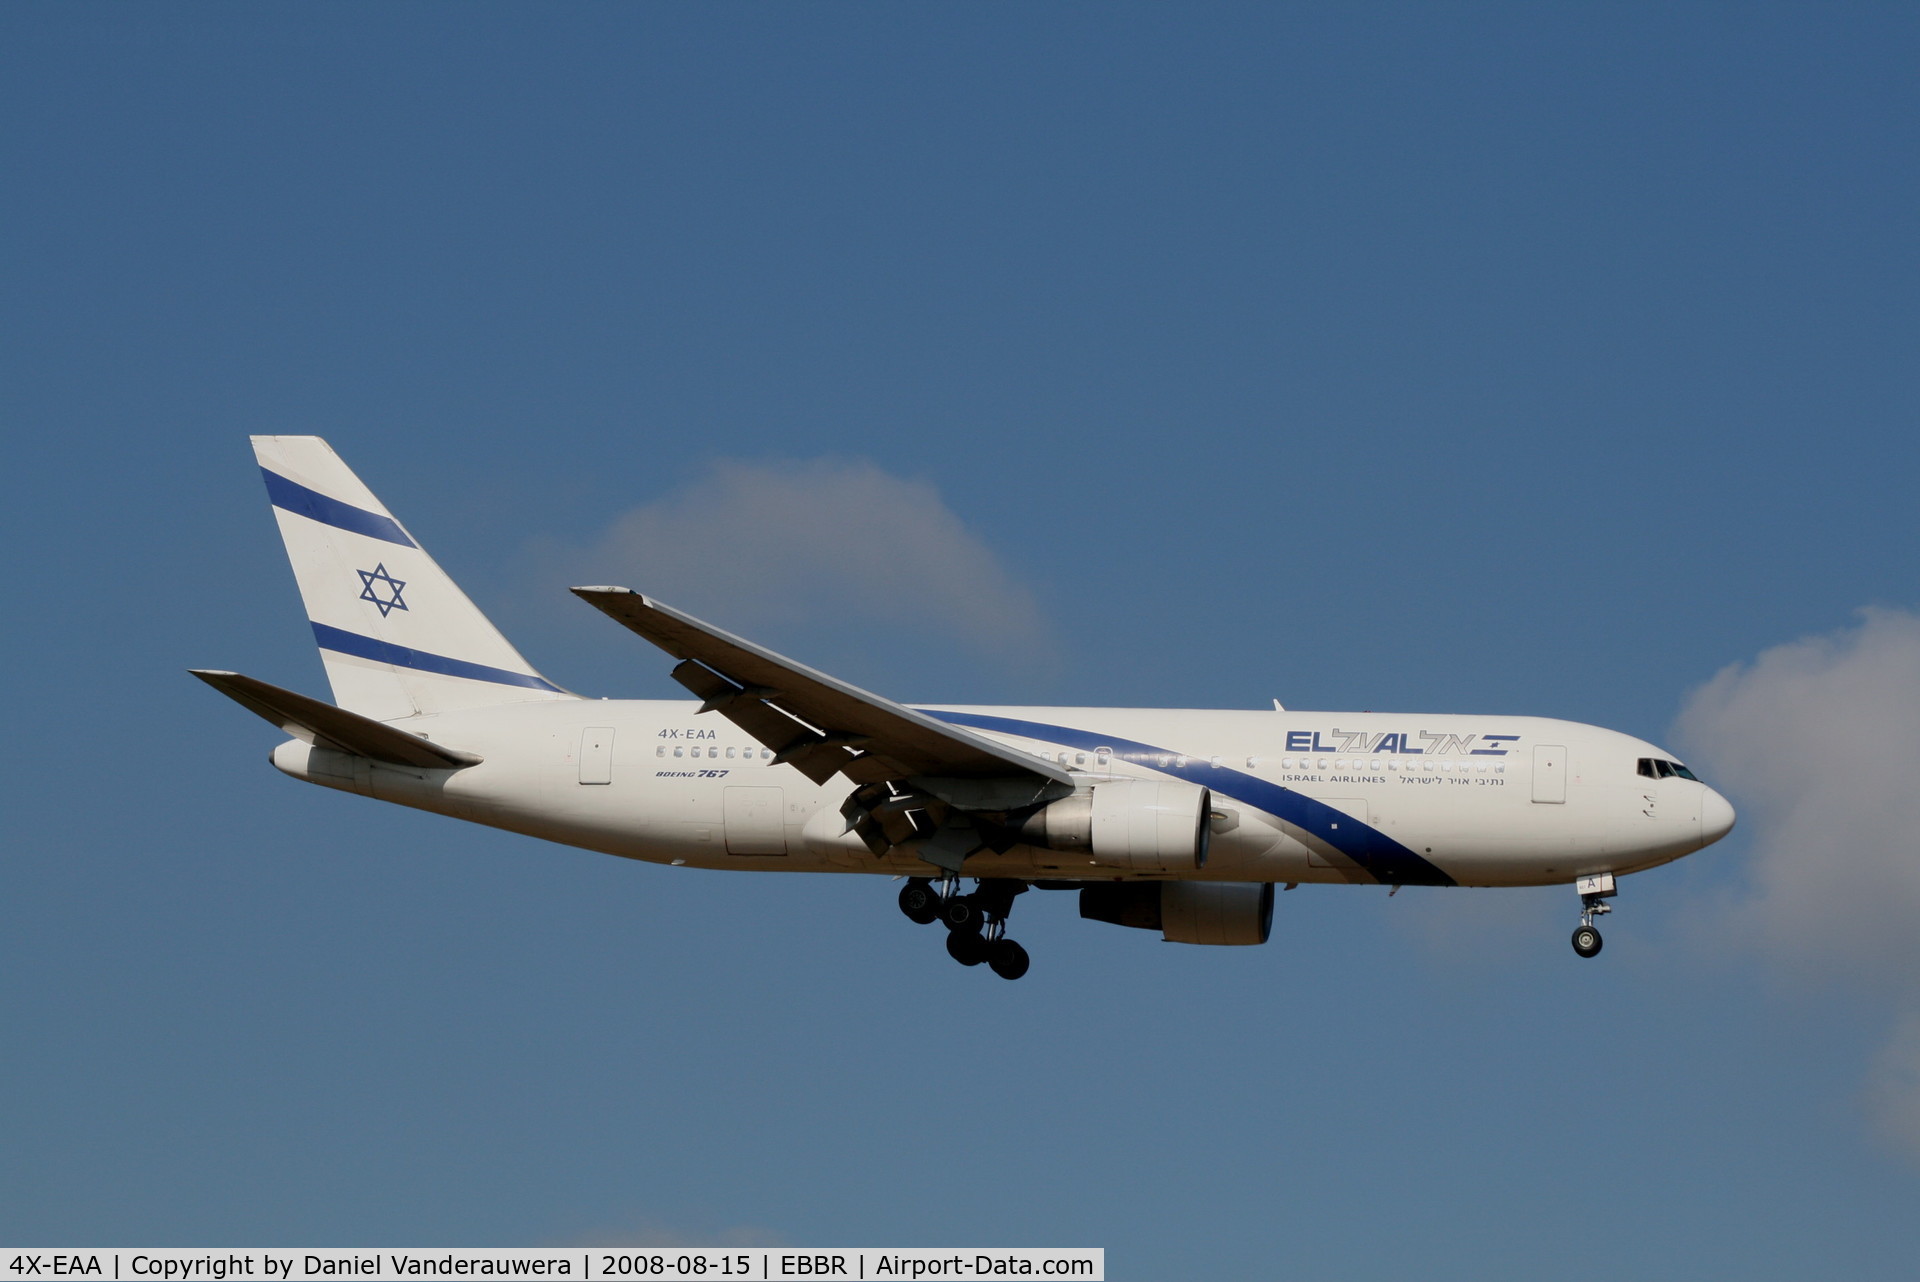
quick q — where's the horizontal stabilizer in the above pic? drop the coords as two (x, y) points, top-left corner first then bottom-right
(190, 670), (482, 769)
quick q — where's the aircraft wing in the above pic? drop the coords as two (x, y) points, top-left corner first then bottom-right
(571, 586), (1074, 820)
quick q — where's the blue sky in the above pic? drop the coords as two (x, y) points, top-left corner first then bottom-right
(5, 3), (1919, 1276)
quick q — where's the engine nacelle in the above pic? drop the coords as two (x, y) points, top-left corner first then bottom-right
(1020, 779), (1211, 872)
(1079, 881), (1274, 946)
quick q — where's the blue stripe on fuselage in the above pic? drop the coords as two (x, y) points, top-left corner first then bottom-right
(924, 709), (1455, 887)
(311, 623), (563, 692)
(263, 468), (417, 548)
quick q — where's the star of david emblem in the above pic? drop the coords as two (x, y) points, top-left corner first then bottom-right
(357, 563), (409, 617)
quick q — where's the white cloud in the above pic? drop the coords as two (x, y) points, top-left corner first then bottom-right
(1673, 607), (1920, 982)
(521, 458), (1051, 661)
(1673, 607), (1920, 1155)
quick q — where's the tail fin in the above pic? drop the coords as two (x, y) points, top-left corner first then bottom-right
(252, 436), (571, 720)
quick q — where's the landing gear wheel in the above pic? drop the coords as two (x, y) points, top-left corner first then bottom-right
(898, 880), (940, 925)
(987, 939), (1030, 981)
(1572, 925), (1603, 958)
(941, 895), (983, 934)
(946, 930), (988, 966)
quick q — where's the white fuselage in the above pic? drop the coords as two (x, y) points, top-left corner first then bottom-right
(269, 700), (1731, 889)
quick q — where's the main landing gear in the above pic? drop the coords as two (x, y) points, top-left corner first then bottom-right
(1571, 872), (1616, 959)
(899, 877), (1031, 980)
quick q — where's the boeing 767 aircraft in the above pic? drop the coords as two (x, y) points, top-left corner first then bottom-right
(196, 437), (1735, 979)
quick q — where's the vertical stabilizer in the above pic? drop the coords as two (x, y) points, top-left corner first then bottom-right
(252, 436), (572, 720)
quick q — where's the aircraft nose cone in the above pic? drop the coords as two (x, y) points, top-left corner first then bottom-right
(1700, 787), (1736, 846)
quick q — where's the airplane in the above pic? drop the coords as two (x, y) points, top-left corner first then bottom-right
(196, 436), (1737, 980)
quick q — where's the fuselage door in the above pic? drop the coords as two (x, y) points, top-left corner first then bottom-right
(724, 786), (789, 855)
(579, 726), (614, 785)
(1532, 744), (1566, 803)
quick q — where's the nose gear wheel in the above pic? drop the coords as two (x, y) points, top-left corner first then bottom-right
(1571, 875), (1616, 959)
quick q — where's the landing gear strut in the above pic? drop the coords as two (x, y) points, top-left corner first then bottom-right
(902, 877), (1032, 980)
(1572, 873), (1615, 959)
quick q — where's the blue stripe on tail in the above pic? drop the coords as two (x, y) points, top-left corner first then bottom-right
(263, 469), (417, 548)
(312, 623), (563, 692)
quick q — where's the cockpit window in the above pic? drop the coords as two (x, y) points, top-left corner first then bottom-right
(1638, 756), (1699, 781)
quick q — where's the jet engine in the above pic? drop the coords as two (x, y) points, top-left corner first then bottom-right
(1079, 881), (1275, 945)
(1018, 779), (1211, 872)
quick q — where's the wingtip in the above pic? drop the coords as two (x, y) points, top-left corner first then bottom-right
(572, 585), (655, 608)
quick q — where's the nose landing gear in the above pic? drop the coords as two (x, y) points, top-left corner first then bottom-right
(1572, 873), (1616, 958)
(900, 877), (1032, 979)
